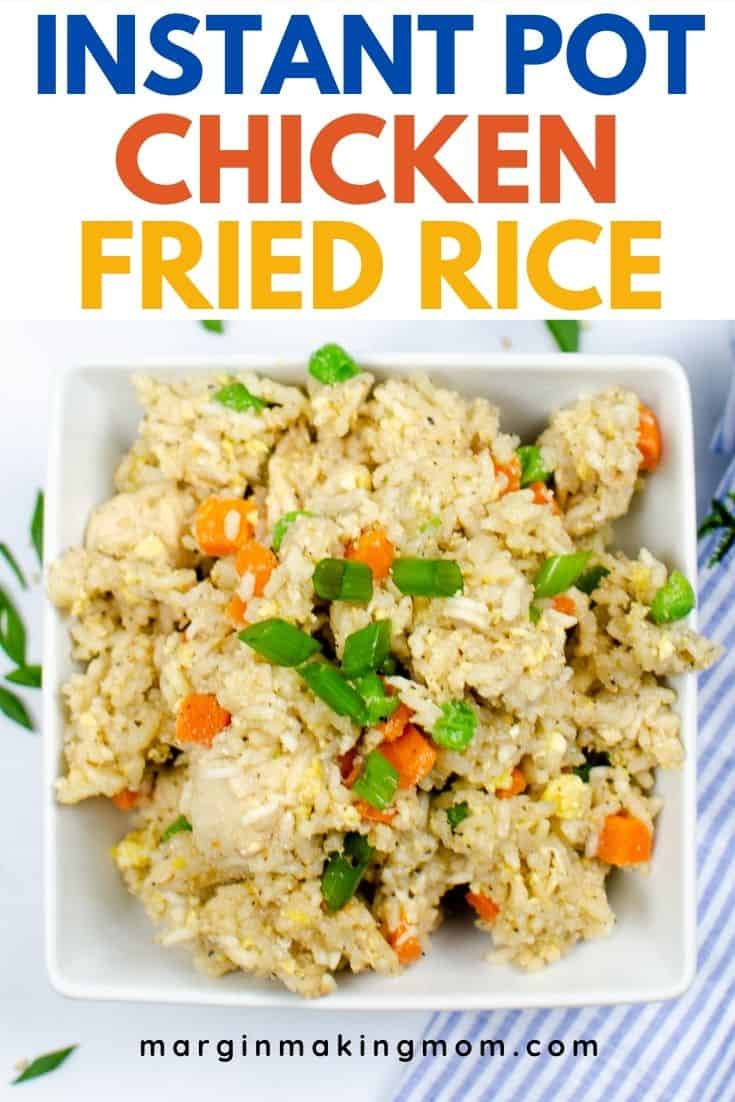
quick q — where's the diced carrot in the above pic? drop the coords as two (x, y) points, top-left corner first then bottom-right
(531, 481), (561, 515)
(225, 594), (248, 627)
(356, 800), (396, 825)
(235, 540), (277, 596)
(176, 692), (231, 747)
(111, 788), (138, 811)
(552, 595), (577, 617)
(495, 455), (521, 495)
(194, 497), (256, 557)
(387, 919), (423, 965)
(638, 404), (662, 473)
(339, 747), (361, 788)
(496, 767), (527, 799)
(466, 892), (500, 923)
(380, 725), (437, 788)
(597, 813), (653, 866)
(345, 525), (396, 580)
(379, 701), (414, 742)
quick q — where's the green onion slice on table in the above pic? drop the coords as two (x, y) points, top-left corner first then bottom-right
(321, 832), (374, 912)
(391, 558), (463, 598)
(313, 559), (373, 602)
(238, 619), (320, 666)
(351, 750), (399, 810)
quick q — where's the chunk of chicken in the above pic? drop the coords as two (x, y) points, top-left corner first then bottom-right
(85, 481), (194, 567)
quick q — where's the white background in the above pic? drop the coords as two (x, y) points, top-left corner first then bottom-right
(0, 319), (732, 1100)
(0, 1), (734, 317)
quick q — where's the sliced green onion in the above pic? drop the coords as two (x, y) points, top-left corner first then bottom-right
(238, 619), (320, 666)
(0, 543), (27, 589)
(200, 320), (224, 334)
(378, 654), (398, 676)
(352, 750), (400, 810)
(299, 661), (368, 724)
(12, 1046), (77, 1085)
(161, 815), (193, 843)
(0, 685), (33, 730)
(391, 558), (463, 598)
(308, 343), (361, 385)
(353, 672), (399, 725)
(517, 445), (551, 488)
(573, 750), (611, 783)
(341, 620), (392, 678)
(272, 510), (312, 552)
(321, 831), (374, 912)
(418, 515), (442, 533)
(575, 565), (611, 596)
(313, 558), (373, 603)
(447, 801), (470, 832)
(6, 664), (41, 689)
(0, 587), (26, 667)
(432, 700), (477, 751)
(545, 319), (580, 353)
(213, 381), (269, 414)
(650, 570), (696, 625)
(533, 552), (592, 599)
(529, 602), (542, 624)
(31, 491), (44, 566)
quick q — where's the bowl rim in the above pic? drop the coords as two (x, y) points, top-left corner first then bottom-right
(43, 352), (697, 1010)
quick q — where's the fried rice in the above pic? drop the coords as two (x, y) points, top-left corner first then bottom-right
(48, 359), (720, 998)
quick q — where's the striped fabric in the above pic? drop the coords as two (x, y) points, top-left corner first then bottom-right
(396, 413), (735, 1102)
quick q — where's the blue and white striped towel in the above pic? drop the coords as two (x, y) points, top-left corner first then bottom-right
(395, 393), (735, 1102)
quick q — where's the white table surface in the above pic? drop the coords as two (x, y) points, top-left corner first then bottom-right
(1, 320), (732, 1101)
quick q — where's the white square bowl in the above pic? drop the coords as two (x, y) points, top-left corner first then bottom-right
(44, 354), (698, 1010)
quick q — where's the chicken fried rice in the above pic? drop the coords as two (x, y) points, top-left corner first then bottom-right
(49, 348), (720, 998)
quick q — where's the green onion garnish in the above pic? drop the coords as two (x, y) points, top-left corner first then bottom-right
(238, 619), (321, 666)
(353, 672), (399, 725)
(533, 552), (592, 599)
(0, 586), (26, 667)
(432, 700), (477, 751)
(650, 570), (696, 625)
(529, 603), (542, 624)
(378, 654), (398, 676)
(6, 664), (42, 688)
(213, 381), (269, 414)
(341, 620), (392, 678)
(0, 543), (27, 589)
(573, 750), (611, 783)
(517, 445), (551, 488)
(0, 685), (33, 730)
(272, 510), (312, 552)
(299, 661), (368, 724)
(446, 801), (470, 831)
(161, 815), (193, 843)
(391, 558), (463, 598)
(313, 558), (373, 603)
(575, 565), (611, 596)
(31, 491), (44, 566)
(351, 750), (400, 810)
(308, 343), (361, 385)
(321, 831), (374, 912)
